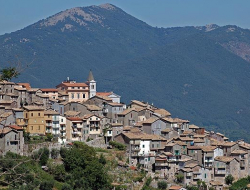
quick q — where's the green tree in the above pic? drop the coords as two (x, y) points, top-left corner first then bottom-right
(99, 153), (107, 165)
(225, 174), (234, 185)
(62, 183), (73, 190)
(157, 181), (167, 189)
(52, 164), (66, 181)
(46, 134), (53, 142)
(38, 147), (50, 166)
(175, 174), (184, 183)
(39, 180), (54, 190)
(0, 67), (20, 81)
(51, 148), (59, 159)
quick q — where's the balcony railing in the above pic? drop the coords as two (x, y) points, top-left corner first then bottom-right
(46, 123), (52, 127)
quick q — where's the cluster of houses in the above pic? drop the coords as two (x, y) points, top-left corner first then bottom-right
(1, 71), (250, 189)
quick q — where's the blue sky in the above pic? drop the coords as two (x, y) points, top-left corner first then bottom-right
(0, 0), (249, 35)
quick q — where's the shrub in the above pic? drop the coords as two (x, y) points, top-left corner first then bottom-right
(99, 153), (107, 165)
(157, 181), (167, 189)
(39, 147), (50, 166)
(61, 183), (72, 190)
(225, 174), (234, 185)
(109, 141), (126, 150)
(175, 174), (184, 183)
(39, 180), (54, 190)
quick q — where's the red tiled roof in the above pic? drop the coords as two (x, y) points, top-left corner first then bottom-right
(67, 117), (82, 121)
(17, 83), (31, 90)
(9, 125), (23, 130)
(59, 82), (88, 87)
(96, 92), (112, 96)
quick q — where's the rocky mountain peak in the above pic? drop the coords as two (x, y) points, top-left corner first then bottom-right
(98, 3), (117, 10)
(205, 24), (220, 32)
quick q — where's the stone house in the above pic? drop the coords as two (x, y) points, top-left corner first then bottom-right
(0, 81), (15, 100)
(230, 149), (248, 178)
(137, 108), (154, 121)
(213, 156), (240, 183)
(103, 102), (124, 123)
(110, 123), (123, 138)
(129, 100), (148, 109)
(0, 126), (24, 155)
(201, 146), (223, 168)
(154, 154), (168, 178)
(187, 146), (203, 166)
(161, 128), (178, 139)
(85, 95), (113, 108)
(238, 142), (250, 175)
(165, 142), (182, 159)
(219, 141), (238, 157)
(117, 108), (138, 126)
(0, 112), (15, 127)
(142, 117), (170, 136)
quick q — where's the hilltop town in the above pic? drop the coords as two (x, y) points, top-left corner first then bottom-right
(1, 71), (250, 190)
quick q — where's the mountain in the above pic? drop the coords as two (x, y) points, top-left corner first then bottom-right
(1, 4), (250, 141)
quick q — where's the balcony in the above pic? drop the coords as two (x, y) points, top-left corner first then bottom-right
(72, 131), (79, 135)
(46, 123), (52, 127)
(60, 127), (66, 131)
(90, 124), (100, 128)
(130, 141), (140, 145)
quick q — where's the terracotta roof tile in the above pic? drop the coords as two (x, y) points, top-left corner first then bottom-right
(67, 117), (82, 121)
(96, 92), (112, 96)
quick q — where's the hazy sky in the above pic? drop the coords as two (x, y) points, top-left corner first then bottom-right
(0, 0), (249, 35)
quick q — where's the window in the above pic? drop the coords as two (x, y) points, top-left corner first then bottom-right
(61, 119), (63, 122)
(91, 85), (94, 89)
(142, 145), (145, 148)
(152, 144), (154, 148)
(31, 126), (33, 130)
(71, 93), (74, 99)
(31, 113), (33, 117)
(77, 93), (80, 99)
(38, 113), (40, 116)
(83, 94), (85, 98)
(38, 126), (40, 130)
(71, 87), (74, 89)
